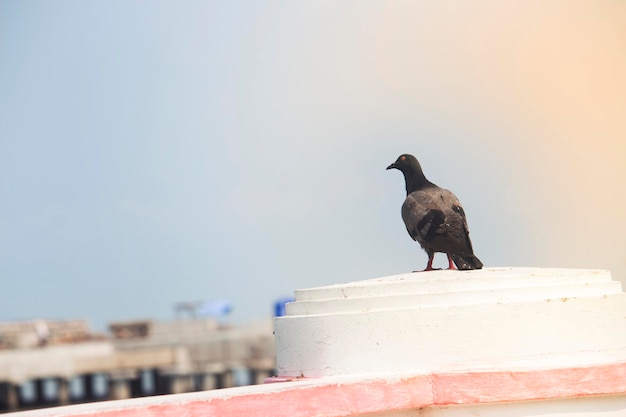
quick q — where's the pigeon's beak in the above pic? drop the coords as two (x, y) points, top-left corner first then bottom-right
(386, 163), (397, 171)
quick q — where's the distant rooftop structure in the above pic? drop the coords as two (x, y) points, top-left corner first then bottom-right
(173, 300), (232, 319)
(0, 320), (105, 350)
(0, 317), (275, 413)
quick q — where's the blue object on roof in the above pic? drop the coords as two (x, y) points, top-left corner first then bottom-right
(274, 297), (295, 317)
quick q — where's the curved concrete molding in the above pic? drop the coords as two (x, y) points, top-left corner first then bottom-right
(11, 362), (626, 417)
(275, 267), (626, 377)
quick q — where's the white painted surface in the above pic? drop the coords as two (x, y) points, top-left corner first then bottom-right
(275, 267), (626, 377)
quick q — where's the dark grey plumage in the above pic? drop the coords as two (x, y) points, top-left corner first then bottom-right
(386, 154), (483, 271)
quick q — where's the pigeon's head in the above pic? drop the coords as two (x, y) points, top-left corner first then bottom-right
(386, 154), (419, 172)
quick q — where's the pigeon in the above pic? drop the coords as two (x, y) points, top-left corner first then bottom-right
(386, 154), (483, 271)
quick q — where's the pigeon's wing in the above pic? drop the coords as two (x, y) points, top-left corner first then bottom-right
(439, 189), (475, 255)
(401, 191), (446, 244)
(440, 189), (483, 268)
(403, 187), (476, 254)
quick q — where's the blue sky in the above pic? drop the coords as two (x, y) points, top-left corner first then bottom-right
(1, 1), (625, 329)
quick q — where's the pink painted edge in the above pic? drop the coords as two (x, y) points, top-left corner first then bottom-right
(12, 362), (626, 417)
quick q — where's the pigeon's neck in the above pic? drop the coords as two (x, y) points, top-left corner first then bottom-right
(403, 166), (434, 195)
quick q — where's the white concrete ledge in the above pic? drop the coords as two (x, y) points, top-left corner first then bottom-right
(287, 268), (619, 315)
(276, 267), (626, 377)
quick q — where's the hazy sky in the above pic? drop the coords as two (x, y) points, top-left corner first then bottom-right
(1, 1), (625, 329)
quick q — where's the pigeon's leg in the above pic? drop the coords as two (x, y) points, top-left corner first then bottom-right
(446, 254), (456, 270)
(423, 257), (436, 271)
(414, 251), (440, 272)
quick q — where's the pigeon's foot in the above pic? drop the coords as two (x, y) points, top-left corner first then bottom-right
(410, 254), (456, 272)
(420, 255), (438, 272)
(412, 267), (442, 272)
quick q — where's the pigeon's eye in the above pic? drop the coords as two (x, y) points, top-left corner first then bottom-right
(400, 156), (406, 161)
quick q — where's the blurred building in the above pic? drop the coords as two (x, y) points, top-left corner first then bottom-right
(0, 316), (275, 413)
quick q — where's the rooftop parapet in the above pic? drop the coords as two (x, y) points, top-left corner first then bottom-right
(275, 267), (626, 377)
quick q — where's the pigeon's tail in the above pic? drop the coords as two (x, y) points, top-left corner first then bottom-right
(451, 254), (483, 270)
